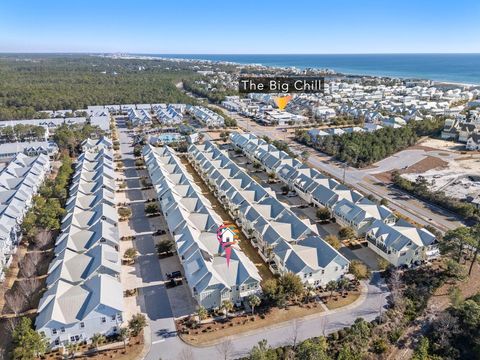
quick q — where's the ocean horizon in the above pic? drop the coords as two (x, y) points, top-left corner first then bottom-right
(142, 53), (480, 85)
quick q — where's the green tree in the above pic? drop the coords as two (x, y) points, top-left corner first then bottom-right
(448, 286), (462, 307)
(156, 239), (175, 255)
(338, 227), (355, 240)
(249, 339), (277, 360)
(90, 333), (106, 351)
(248, 294), (261, 315)
(442, 226), (474, 263)
(349, 260), (370, 280)
(118, 327), (130, 350)
(371, 337), (388, 354)
(118, 207), (132, 219)
(12, 317), (48, 360)
(128, 313), (147, 337)
(412, 336), (430, 360)
(221, 300), (234, 319)
(326, 280), (337, 299)
(65, 342), (80, 359)
(324, 235), (341, 250)
(197, 306), (208, 321)
(124, 248), (138, 263)
(316, 208), (331, 221)
(262, 279), (279, 304)
(295, 338), (329, 360)
(278, 273), (304, 302)
(145, 203), (159, 214)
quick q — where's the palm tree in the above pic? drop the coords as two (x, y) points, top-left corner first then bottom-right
(248, 295), (261, 315)
(221, 300), (234, 319)
(337, 278), (350, 295)
(65, 342), (79, 359)
(197, 306), (208, 321)
(326, 280), (337, 299)
(90, 333), (106, 352)
(118, 327), (130, 350)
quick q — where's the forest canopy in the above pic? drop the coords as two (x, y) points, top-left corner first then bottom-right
(0, 55), (197, 120)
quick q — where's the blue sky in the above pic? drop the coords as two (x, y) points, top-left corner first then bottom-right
(0, 0), (479, 54)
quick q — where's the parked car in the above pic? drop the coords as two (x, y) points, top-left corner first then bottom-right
(166, 270), (182, 279)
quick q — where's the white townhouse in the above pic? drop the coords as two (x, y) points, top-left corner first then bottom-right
(143, 145), (261, 310)
(0, 118), (87, 135)
(188, 141), (350, 287)
(365, 219), (439, 267)
(36, 275), (123, 347)
(273, 236), (349, 287)
(332, 198), (397, 236)
(231, 131), (437, 267)
(186, 105), (225, 127)
(36, 137), (123, 348)
(0, 153), (50, 281)
(128, 108), (152, 127)
(156, 104), (184, 125)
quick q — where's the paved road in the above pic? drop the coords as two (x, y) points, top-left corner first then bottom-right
(223, 109), (463, 233)
(118, 119), (390, 360)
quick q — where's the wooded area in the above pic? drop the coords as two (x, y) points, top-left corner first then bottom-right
(294, 118), (445, 167)
(0, 55), (196, 120)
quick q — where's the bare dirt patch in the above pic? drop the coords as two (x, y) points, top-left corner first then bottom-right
(401, 155), (449, 174)
(373, 155), (449, 184)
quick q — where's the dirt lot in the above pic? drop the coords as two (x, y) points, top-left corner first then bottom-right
(401, 155), (449, 174)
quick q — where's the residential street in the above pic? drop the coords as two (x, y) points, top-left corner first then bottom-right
(116, 119), (390, 360)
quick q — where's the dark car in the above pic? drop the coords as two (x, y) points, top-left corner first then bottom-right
(166, 270), (182, 279)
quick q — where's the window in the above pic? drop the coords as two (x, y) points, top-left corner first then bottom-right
(75, 335), (80, 341)
(111, 315), (116, 321)
(70, 336), (75, 342)
(52, 329), (57, 335)
(101, 317), (106, 323)
(61, 327), (65, 333)
(55, 339), (60, 346)
(80, 322), (84, 328)
(309, 272), (312, 277)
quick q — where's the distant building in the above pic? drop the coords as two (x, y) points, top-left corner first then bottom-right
(0, 141), (58, 160)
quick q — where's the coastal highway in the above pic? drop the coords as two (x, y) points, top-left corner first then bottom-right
(216, 106), (463, 233)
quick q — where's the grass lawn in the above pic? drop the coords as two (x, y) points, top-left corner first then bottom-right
(322, 290), (361, 310)
(179, 302), (324, 346)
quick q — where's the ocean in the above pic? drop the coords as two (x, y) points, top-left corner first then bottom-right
(145, 54), (480, 85)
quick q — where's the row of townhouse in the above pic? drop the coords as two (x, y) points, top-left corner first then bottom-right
(127, 108), (152, 127)
(0, 153), (51, 281)
(35, 137), (124, 348)
(156, 104), (184, 126)
(186, 105), (225, 127)
(230, 132), (440, 267)
(0, 141), (59, 161)
(188, 141), (349, 287)
(0, 118), (87, 138)
(143, 145), (262, 310)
